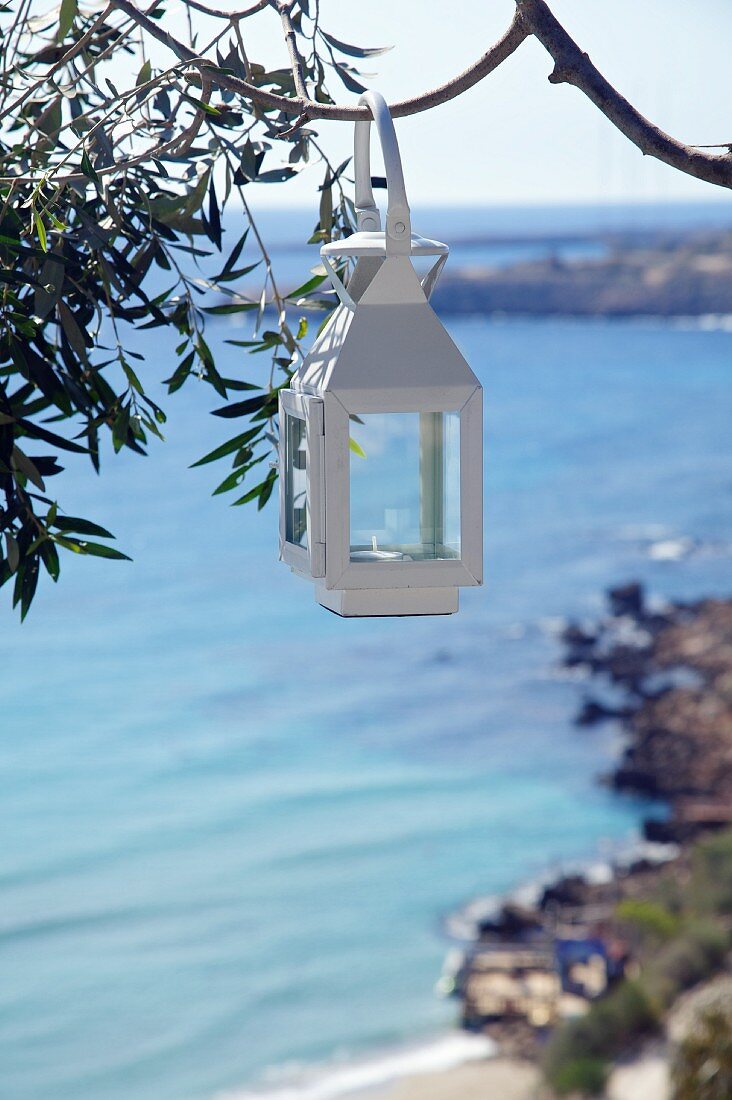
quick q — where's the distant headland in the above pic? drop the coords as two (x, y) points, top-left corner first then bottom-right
(432, 227), (732, 318)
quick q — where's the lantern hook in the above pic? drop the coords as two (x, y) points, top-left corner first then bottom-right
(354, 90), (412, 254)
(318, 90), (448, 309)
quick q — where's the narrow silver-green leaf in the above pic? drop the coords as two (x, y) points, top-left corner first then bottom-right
(57, 0), (77, 40)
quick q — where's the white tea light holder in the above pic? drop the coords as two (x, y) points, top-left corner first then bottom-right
(278, 90), (483, 617)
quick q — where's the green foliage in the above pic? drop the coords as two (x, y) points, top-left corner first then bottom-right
(550, 1057), (608, 1097)
(690, 830), (732, 917)
(672, 1007), (732, 1100)
(545, 832), (732, 1095)
(616, 898), (681, 943)
(592, 978), (660, 1039)
(0, 0), (375, 616)
(644, 921), (729, 1009)
(544, 981), (660, 1089)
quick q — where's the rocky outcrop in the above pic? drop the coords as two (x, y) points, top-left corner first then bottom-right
(560, 586), (732, 843)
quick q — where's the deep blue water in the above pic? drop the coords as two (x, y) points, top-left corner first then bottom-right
(2, 205), (732, 1100)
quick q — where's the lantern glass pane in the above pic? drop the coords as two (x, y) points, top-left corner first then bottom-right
(349, 412), (460, 562)
(284, 412), (308, 549)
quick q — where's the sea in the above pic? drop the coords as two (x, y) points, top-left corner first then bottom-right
(2, 201), (732, 1100)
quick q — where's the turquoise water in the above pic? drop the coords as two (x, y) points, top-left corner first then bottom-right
(2, 211), (732, 1099)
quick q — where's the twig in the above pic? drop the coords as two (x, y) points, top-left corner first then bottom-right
(279, 111), (309, 139)
(275, 0), (309, 101)
(165, 71), (212, 156)
(0, 0), (33, 84)
(182, 0), (270, 18)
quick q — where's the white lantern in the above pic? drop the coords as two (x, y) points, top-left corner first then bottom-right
(279, 91), (483, 617)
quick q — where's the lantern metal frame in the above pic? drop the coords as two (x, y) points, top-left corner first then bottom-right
(278, 90), (483, 617)
(278, 389), (325, 579)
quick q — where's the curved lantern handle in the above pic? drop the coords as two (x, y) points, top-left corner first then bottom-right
(354, 90), (411, 255)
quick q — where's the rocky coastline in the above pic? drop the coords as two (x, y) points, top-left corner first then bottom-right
(562, 583), (732, 844)
(446, 583), (732, 1095)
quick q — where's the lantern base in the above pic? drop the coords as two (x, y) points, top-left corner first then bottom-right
(316, 585), (458, 618)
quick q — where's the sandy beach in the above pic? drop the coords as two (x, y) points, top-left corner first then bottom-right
(375, 1058), (541, 1100)
(370, 1047), (671, 1100)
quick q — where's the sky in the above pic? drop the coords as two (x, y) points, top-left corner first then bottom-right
(192, 0), (732, 208)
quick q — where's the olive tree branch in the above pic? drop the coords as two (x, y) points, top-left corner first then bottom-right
(108, 0), (530, 120)
(516, 0), (732, 188)
(108, 0), (732, 191)
(0, 0), (34, 84)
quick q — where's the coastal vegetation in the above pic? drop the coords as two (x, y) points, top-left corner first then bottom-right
(546, 589), (732, 1096)
(543, 830), (732, 1096)
(545, 590), (732, 1096)
(672, 1000), (732, 1100)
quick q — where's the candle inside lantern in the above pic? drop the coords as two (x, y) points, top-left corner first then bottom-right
(350, 535), (405, 563)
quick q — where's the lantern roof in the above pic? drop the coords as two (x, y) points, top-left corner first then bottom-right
(321, 231), (448, 260)
(291, 89), (479, 411)
(293, 256), (479, 411)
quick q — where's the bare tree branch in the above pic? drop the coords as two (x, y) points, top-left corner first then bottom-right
(517, 0), (732, 189)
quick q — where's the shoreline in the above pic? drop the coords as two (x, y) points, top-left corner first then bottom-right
(215, 1032), (498, 1100)
(442, 585), (726, 1091)
(563, 584), (732, 843)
